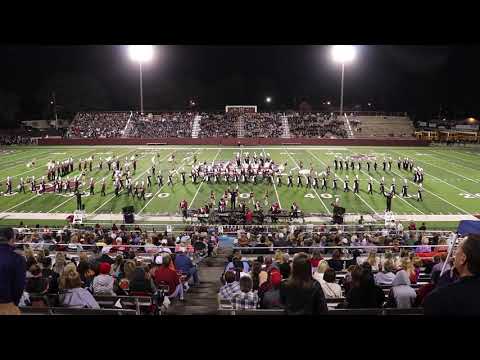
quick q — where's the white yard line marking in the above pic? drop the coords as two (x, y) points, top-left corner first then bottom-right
(188, 149), (218, 210)
(263, 147), (282, 210)
(307, 150), (377, 215)
(284, 148), (331, 215)
(428, 150), (480, 171)
(4, 194), (41, 212)
(92, 150), (175, 214)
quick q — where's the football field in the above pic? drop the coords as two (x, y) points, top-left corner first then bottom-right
(0, 145), (479, 222)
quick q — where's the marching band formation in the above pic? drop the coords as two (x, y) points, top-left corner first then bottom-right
(1, 152), (426, 212)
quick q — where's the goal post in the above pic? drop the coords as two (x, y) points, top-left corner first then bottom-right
(225, 105), (257, 113)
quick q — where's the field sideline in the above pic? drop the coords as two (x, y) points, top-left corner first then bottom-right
(0, 145), (479, 223)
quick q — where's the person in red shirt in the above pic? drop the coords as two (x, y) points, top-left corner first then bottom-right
(179, 200), (188, 220)
(245, 208), (254, 224)
(154, 255), (184, 300)
(408, 221), (416, 231)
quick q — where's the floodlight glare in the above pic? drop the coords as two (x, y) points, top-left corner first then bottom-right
(266, 97), (272, 103)
(128, 45), (154, 63)
(331, 45), (356, 64)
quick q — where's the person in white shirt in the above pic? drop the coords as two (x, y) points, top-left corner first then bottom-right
(313, 260), (329, 282)
(320, 268), (343, 299)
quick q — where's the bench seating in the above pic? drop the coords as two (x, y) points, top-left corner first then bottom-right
(20, 306), (138, 315)
(217, 307), (424, 316)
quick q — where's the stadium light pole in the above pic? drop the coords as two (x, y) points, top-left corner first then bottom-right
(331, 45), (356, 117)
(128, 45), (154, 115)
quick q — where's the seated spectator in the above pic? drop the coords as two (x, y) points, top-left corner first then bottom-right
(250, 260), (268, 291)
(230, 276), (259, 310)
(129, 266), (156, 295)
(310, 250), (323, 270)
(59, 270), (100, 309)
(92, 262), (116, 296)
(278, 253), (291, 279)
(116, 260), (135, 295)
(431, 252), (450, 274)
(279, 252), (328, 314)
(320, 268), (343, 299)
(53, 252), (66, 276)
(313, 260), (329, 283)
(328, 250), (344, 271)
(424, 235), (480, 316)
(260, 271), (283, 309)
(225, 252), (250, 274)
(25, 264), (49, 294)
(374, 260), (396, 285)
(416, 236), (431, 253)
(41, 257), (60, 294)
(154, 254), (184, 301)
(346, 266), (385, 309)
(174, 247), (199, 285)
(218, 271), (241, 302)
(387, 270), (417, 309)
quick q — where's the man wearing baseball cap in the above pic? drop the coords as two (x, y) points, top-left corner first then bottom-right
(0, 227), (26, 315)
(260, 270), (283, 309)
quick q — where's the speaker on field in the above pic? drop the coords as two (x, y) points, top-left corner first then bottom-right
(122, 206), (135, 214)
(124, 213), (135, 224)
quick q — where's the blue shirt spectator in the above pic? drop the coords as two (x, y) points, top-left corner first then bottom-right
(0, 228), (26, 309)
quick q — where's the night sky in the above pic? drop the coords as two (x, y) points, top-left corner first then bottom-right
(1, 45), (480, 126)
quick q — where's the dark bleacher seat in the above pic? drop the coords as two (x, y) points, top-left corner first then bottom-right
(51, 307), (137, 315)
(20, 306), (52, 315)
(20, 306), (137, 315)
(94, 295), (153, 315)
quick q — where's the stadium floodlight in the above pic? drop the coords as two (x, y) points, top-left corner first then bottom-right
(331, 45), (356, 117)
(128, 45), (154, 115)
(266, 97), (272, 103)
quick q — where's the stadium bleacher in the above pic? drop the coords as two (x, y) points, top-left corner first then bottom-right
(4, 220), (465, 316)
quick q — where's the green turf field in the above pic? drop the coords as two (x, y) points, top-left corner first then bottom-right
(0, 145), (479, 220)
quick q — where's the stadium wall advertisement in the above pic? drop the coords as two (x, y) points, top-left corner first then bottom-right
(38, 138), (429, 146)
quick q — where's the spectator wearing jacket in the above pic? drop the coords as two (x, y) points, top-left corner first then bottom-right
(174, 248), (199, 285)
(60, 270), (100, 309)
(154, 254), (184, 300)
(92, 262), (115, 295)
(280, 253), (328, 314)
(387, 270), (417, 309)
(374, 260), (396, 285)
(0, 227), (26, 315)
(424, 235), (480, 316)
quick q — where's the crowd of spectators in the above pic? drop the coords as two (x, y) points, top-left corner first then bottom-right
(0, 135), (34, 145)
(199, 112), (239, 138)
(69, 112), (130, 138)
(0, 223), (218, 314)
(288, 113), (347, 138)
(129, 113), (195, 138)
(243, 113), (284, 138)
(219, 230), (480, 315)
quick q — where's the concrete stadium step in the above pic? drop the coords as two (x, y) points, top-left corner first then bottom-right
(166, 250), (226, 315)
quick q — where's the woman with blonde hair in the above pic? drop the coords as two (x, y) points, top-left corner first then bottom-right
(366, 252), (379, 271)
(116, 259), (136, 295)
(53, 252), (66, 275)
(59, 270), (100, 309)
(313, 260), (329, 283)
